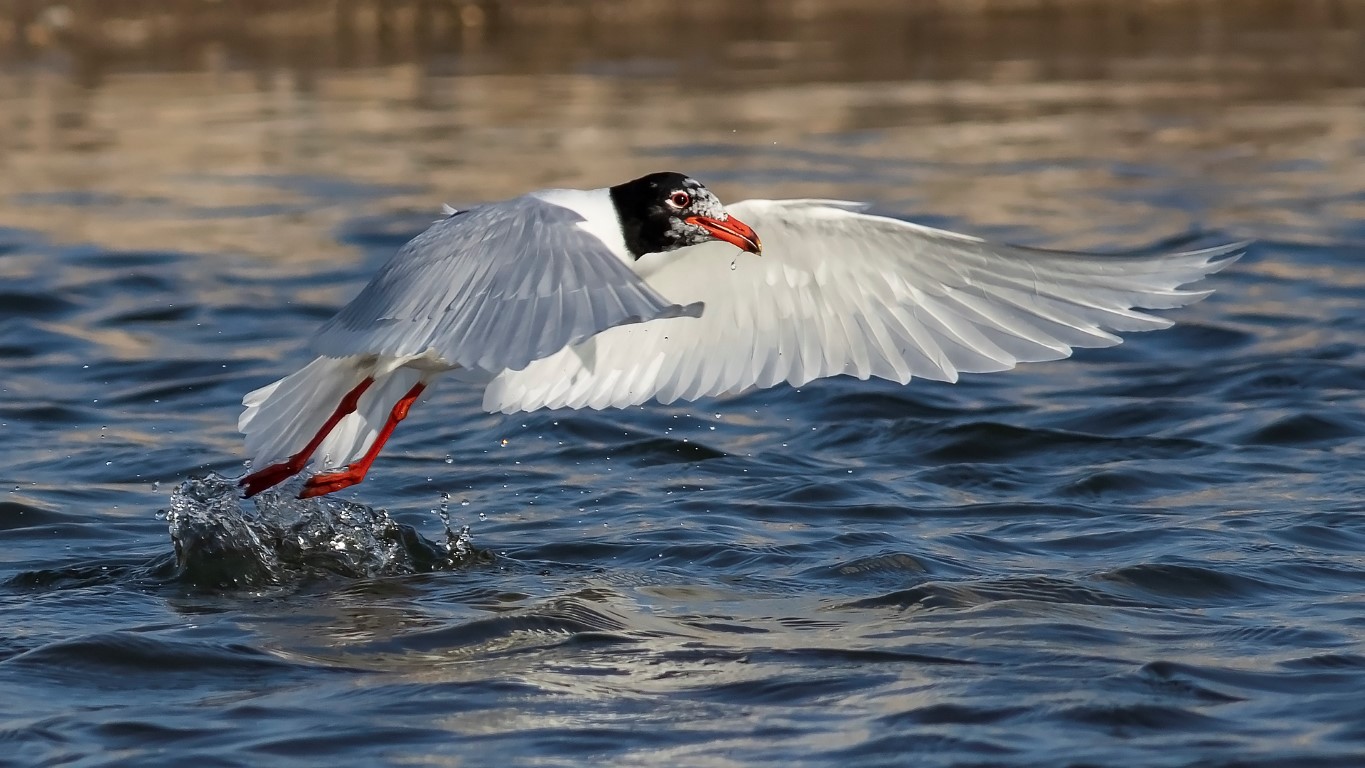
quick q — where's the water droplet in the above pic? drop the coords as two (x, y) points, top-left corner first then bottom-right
(460, 499), (470, 506)
(151, 481), (161, 492)
(730, 260), (737, 271)
(444, 455), (453, 464)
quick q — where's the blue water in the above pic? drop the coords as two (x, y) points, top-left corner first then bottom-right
(5, 7), (1365, 766)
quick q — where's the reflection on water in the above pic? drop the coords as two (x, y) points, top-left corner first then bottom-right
(4, 2), (1365, 766)
(2, 0), (1364, 259)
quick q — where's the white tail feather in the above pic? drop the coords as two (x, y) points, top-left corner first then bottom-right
(240, 356), (436, 472)
(313, 366), (426, 470)
(240, 356), (369, 468)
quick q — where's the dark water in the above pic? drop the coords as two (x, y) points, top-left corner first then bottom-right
(5, 3), (1365, 766)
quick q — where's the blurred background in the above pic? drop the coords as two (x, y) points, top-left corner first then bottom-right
(3, 0), (1363, 260)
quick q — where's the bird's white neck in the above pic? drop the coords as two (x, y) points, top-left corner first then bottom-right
(530, 188), (633, 265)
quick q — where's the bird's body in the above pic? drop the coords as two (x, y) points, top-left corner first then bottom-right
(239, 172), (1241, 498)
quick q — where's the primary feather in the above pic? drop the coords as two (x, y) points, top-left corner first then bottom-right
(311, 194), (700, 374)
(483, 199), (1242, 413)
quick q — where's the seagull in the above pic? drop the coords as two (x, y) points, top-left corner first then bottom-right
(238, 171), (1242, 499)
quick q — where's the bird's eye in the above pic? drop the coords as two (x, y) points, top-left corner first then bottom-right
(668, 191), (691, 209)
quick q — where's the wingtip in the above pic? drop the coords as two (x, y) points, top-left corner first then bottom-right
(1196, 240), (1251, 274)
(1191, 239), (1251, 261)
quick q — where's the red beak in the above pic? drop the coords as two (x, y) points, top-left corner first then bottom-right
(686, 215), (763, 255)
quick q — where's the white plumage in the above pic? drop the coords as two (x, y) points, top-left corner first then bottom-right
(484, 199), (1241, 413)
(238, 178), (1241, 498)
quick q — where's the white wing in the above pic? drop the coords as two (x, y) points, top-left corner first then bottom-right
(483, 199), (1243, 413)
(311, 194), (700, 374)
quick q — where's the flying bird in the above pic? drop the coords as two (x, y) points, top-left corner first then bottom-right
(238, 171), (1241, 498)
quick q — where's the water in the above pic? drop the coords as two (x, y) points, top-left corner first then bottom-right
(4, 3), (1365, 765)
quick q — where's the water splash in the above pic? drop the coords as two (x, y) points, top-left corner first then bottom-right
(163, 473), (488, 588)
(429, 490), (474, 565)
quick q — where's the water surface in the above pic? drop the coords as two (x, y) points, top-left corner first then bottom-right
(3, 4), (1365, 766)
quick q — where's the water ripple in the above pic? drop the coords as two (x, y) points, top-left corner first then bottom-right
(2, 22), (1365, 764)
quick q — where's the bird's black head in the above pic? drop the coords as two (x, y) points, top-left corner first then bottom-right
(608, 171), (762, 260)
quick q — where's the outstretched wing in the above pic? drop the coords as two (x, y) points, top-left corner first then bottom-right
(483, 198), (1243, 412)
(311, 195), (701, 373)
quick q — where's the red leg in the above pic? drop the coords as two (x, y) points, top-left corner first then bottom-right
(239, 377), (375, 498)
(299, 382), (426, 499)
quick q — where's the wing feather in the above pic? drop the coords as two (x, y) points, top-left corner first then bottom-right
(483, 199), (1243, 413)
(311, 195), (700, 373)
